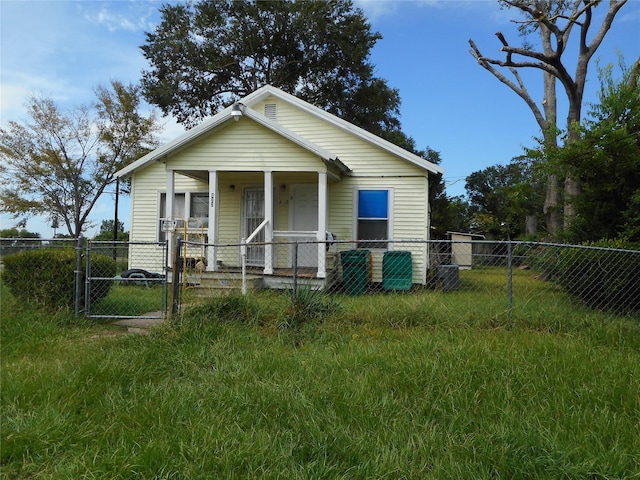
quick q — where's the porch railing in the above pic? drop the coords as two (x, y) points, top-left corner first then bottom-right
(241, 218), (269, 294)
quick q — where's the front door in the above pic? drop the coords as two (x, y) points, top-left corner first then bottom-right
(290, 184), (318, 268)
(243, 188), (264, 266)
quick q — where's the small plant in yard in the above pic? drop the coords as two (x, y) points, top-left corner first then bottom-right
(283, 283), (342, 331)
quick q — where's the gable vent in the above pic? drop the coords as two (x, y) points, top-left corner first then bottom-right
(264, 103), (277, 121)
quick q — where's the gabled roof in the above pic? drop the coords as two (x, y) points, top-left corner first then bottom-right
(117, 101), (345, 177)
(117, 85), (443, 177)
(242, 85), (443, 175)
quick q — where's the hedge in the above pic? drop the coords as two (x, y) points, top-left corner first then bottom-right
(2, 248), (116, 311)
(555, 240), (640, 316)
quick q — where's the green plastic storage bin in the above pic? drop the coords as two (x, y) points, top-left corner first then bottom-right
(383, 251), (412, 291)
(340, 249), (370, 294)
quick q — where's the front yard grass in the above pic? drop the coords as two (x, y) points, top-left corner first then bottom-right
(2, 269), (639, 479)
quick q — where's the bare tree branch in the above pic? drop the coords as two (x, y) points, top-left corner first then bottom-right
(469, 0), (629, 236)
(469, 39), (547, 130)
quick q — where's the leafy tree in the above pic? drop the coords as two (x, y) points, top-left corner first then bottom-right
(93, 220), (129, 241)
(0, 227), (41, 256)
(430, 195), (472, 238)
(465, 160), (544, 239)
(141, 0), (451, 231)
(0, 228), (40, 239)
(140, 0), (403, 140)
(0, 81), (161, 237)
(538, 58), (640, 242)
(469, 0), (629, 236)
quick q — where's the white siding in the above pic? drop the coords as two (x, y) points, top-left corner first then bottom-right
(127, 163), (208, 272)
(253, 98), (427, 177)
(164, 121), (325, 172)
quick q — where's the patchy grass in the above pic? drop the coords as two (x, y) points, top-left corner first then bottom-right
(88, 283), (167, 317)
(2, 269), (639, 479)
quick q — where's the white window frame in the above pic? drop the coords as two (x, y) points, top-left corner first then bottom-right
(157, 191), (209, 242)
(352, 187), (394, 250)
(188, 192), (209, 229)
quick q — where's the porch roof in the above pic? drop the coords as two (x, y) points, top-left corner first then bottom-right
(116, 102), (350, 178)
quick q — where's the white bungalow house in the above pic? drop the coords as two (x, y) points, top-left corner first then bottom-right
(116, 85), (443, 287)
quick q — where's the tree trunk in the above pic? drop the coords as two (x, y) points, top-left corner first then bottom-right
(544, 173), (562, 234)
(541, 66), (563, 236)
(563, 95), (585, 229)
(525, 214), (538, 236)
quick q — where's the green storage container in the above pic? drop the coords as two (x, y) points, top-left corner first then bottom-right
(340, 249), (370, 294)
(383, 251), (412, 291)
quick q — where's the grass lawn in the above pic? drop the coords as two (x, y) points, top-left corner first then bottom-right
(89, 283), (167, 317)
(1, 269), (639, 479)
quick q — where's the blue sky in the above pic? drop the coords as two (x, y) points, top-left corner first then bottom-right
(1, 0), (639, 237)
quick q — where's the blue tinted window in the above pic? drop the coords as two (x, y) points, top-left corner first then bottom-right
(358, 190), (388, 218)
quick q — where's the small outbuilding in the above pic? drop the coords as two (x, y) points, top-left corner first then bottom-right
(447, 232), (486, 270)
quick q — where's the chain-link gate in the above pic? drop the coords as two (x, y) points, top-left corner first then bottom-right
(84, 240), (169, 319)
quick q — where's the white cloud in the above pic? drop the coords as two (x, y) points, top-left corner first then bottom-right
(95, 7), (138, 32)
(0, 84), (30, 124)
(355, 0), (508, 25)
(157, 116), (187, 144)
(354, 0), (402, 20)
(617, 4), (640, 24)
(83, 3), (158, 33)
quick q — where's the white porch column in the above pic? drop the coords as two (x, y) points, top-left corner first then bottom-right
(264, 170), (274, 275)
(165, 169), (175, 264)
(207, 170), (219, 272)
(317, 170), (327, 278)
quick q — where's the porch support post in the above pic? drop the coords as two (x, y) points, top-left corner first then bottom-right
(264, 170), (274, 275)
(207, 170), (219, 272)
(165, 169), (175, 273)
(317, 170), (327, 279)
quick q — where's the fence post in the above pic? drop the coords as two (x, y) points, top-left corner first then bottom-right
(170, 235), (183, 316)
(507, 241), (513, 321)
(292, 242), (298, 305)
(74, 236), (85, 316)
(241, 238), (247, 295)
(84, 238), (92, 316)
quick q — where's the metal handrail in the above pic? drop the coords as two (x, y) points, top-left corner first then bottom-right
(241, 219), (269, 294)
(245, 219), (269, 244)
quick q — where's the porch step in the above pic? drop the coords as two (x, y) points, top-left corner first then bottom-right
(184, 268), (337, 296)
(186, 272), (263, 295)
(262, 276), (326, 290)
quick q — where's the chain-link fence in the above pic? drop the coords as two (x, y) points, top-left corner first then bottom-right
(2, 236), (638, 319)
(178, 238), (639, 319)
(0, 237), (76, 257)
(1, 237), (168, 319)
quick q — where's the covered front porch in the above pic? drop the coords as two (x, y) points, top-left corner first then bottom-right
(164, 165), (347, 281)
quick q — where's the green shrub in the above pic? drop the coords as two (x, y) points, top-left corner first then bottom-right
(555, 240), (640, 315)
(1, 249), (116, 311)
(523, 244), (565, 280)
